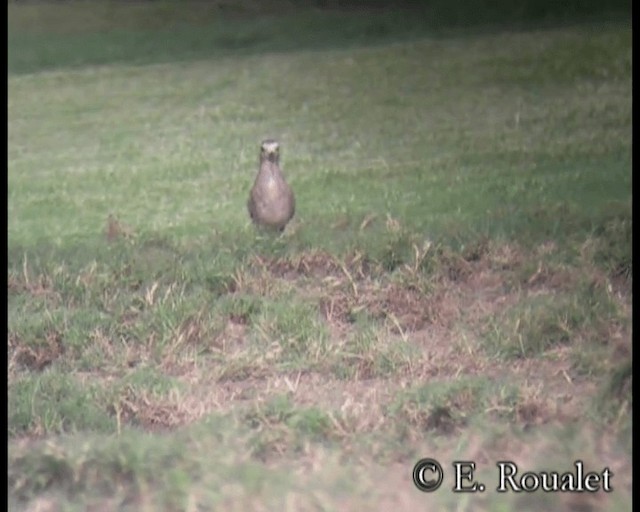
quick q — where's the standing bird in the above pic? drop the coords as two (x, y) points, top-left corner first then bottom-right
(248, 139), (295, 232)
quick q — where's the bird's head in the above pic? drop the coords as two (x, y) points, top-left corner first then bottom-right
(260, 139), (280, 163)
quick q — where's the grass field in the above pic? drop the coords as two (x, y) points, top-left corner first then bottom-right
(8, 2), (632, 511)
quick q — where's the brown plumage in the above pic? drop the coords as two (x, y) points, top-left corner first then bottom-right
(248, 139), (295, 232)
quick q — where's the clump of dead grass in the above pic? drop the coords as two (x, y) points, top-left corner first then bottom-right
(9, 330), (65, 374)
(110, 386), (206, 433)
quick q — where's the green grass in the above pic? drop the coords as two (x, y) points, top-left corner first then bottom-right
(8, 2), (631, 510)
(483, 278), (621, 359)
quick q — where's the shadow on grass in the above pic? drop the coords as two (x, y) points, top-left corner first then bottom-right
(8, 0), (630, 74)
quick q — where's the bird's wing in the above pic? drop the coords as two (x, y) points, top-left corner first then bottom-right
(247, 192), (257, 221)
(289, 187), (296, 219)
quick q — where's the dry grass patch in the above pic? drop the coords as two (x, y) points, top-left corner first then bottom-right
(111, 386), (207, 433)
(9, 330), (65, 374)
(258, 249), (376, 281)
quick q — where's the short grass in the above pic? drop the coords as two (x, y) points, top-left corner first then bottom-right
(8, 2), (631, 511)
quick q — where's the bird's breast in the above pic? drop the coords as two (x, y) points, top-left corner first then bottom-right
(264, 177), (279, 192)
(260, 176), (288, 198)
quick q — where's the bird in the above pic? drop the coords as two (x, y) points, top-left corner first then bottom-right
(247, 139), (295, 232)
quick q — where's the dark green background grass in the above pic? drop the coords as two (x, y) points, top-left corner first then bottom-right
(8, 0), (631, 74)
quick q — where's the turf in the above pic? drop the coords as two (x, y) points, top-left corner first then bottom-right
(8, 2), (631, 510)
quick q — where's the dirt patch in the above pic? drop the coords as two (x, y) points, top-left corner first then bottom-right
(9, 330), (65, 373)
(319, 292), (355, 325)
(318, 279), (463, 332)
(7, 271), (61, 303)
(111, 386), (207, 432)
(372, 284), (438, 331)
(258, 250), (375, 281)
(523, 261), (578, 290)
